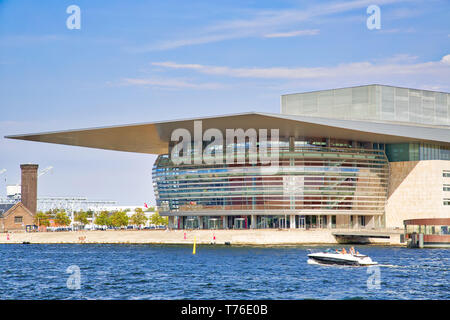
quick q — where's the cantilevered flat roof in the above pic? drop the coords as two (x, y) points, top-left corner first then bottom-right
(5, 112), (450, 154)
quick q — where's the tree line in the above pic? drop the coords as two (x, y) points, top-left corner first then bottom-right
(34, 207), (168, 228)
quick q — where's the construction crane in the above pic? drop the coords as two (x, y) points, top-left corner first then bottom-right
(10, 166), (53, 187)
(38, 166), (53, 178)
(0, 169), (6, 194)
(0, 169), (6, 188)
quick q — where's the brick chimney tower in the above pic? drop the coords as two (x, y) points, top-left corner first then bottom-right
(20, 164), (38, 215)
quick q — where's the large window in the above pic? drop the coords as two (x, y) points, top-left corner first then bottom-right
(386, 143), (450, 162)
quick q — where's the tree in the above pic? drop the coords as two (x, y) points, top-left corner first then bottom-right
(54, 210), (71, 226)
(150, 212), (168, 226)
(95, 211), (111, 226)
(47, 209), (59, 218)
(74, 210), (89, 225)
(135, 207), (144, 214)
(35, 211), (50, 227)
(111, 211), (129, 228)
(130, 209), (148, 227)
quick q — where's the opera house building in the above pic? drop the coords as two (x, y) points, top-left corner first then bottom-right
(7, 85), (450, 231)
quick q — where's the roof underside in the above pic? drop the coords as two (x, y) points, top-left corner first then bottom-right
(5, 112), (450, 154)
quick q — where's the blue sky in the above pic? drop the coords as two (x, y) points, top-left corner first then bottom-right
(0, 0), (449, 205)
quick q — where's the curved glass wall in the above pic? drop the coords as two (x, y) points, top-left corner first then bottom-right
(153, 138), (389, 216)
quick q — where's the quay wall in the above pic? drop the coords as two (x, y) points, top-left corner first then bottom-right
(0, 229), (403, 246)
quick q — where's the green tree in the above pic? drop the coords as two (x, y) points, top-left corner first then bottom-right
(86, 210), (94, 218)
(111, 211), (129, 228)
(150, 212), (168, 226)
(74, 210), (89, 225)
(95, 211), (112, 226)
(130, 209), (148, 227)
(135, 207), (144, 214)
(159, 215), (168, 226)
(54, 210), (71, 226)
(47, 209), (59, 218)
(35, 211), (50, 227)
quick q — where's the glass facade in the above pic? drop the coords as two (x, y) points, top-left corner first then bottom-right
(152, 137), (389, 229)
(281, 85), (450, 126)
(385, 143), (450, 162)
(405, 223), (450, 235)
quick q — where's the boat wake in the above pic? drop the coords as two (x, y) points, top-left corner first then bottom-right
(377, 264), (402, 268)
(308, 260), (402, 268)
(307, 259), (320, 265)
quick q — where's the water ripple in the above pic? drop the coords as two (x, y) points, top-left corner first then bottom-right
(0, 244), (448, 300)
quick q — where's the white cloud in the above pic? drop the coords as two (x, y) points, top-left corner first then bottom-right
(379, 53), (419, 64)
(263, 29), (320, 38)
(120, 77), (224, 90)
(127, 0), (412, 52)
(152, 54), (450, 81)
(441, 54), (450, 65)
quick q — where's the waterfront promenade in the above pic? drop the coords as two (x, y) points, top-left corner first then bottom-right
(0, 229), (403, 245)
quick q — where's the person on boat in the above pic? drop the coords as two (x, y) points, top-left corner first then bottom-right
(349, 247), (355, 255)
(341, 248), (347, 254)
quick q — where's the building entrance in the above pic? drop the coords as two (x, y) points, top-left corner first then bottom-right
(234, 218), (245, 229)
(298, 216), (306, 229)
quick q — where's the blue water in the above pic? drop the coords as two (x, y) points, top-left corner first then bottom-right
(0, 244), (448, 300)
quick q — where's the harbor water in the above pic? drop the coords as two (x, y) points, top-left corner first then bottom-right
(0, 244), (448, 300)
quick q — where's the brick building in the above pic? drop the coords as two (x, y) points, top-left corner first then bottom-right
(0, 164), (38, 232)
(0, 202), (34, 232)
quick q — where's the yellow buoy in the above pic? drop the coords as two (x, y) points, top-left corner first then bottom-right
(193, 237), (196, 255)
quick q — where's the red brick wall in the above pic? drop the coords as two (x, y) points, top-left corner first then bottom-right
(21, 164), (38, 214)
(0, 205), (35, 232)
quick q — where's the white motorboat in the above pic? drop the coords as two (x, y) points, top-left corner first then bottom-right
(307, 248), (377, 266)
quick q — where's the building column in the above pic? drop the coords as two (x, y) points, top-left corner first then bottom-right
(198, 216), (203, 229)
(179, 216), (184, 229)
(290, 214), (296, 229)
(251, 215), (256, 229)
(354, 215), (359, 229)
(327, 215), (332, 229)
(223, 216), (227, 229)
(168, 216), (174, 229)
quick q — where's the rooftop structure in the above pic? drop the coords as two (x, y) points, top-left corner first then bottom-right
(281, 84), (450, 126)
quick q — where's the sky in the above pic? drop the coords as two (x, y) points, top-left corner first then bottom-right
(0, 0), (449, 205)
